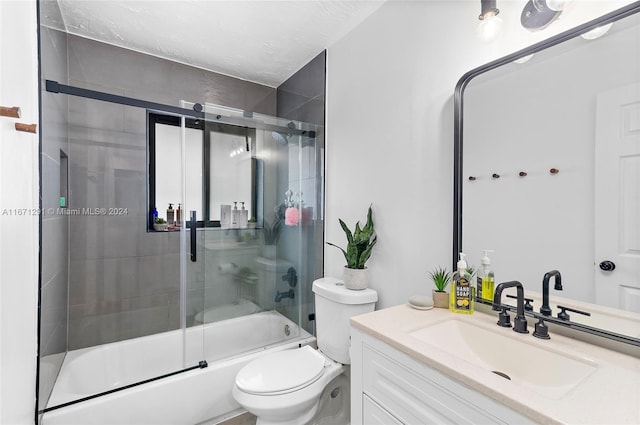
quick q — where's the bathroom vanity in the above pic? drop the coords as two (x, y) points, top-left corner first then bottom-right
(350, 305), (640, 425)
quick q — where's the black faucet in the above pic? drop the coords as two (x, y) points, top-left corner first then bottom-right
(493, 281), (528, 334)
(275, 289), (294, 302)
(540, 270), (562, 316)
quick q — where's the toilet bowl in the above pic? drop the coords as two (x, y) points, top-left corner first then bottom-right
(232, 346), (343, 425)
(232, 277), (378, 425)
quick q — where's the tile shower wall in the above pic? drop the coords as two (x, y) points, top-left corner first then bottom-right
(276, 51), (326, 333)
(47, 31), (278, 350)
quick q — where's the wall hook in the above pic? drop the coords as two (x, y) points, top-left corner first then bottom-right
(549, 168), (559, 174)
(1, 106), (21, 118)
(15, 123), (37, 134)
(492, 173), (500, 179)
(468, 176), (477, 181)
(519, 171), (527, 177)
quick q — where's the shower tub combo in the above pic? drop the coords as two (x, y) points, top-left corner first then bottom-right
(42, 307), (314, 425)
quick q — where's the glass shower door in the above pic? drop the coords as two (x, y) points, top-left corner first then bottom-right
(178, 112), (207, 367)
(194, 104), (318, 362)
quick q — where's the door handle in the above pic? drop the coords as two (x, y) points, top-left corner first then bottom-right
(190, 210), (197, 262)
(599, 260), (615, 271)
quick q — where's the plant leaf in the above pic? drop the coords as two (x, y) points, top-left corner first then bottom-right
(326, 242), (349, 264)
(338, 219), (354, 244)
(357, 236), (377, 268)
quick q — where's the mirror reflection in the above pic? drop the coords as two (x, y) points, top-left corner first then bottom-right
(457, 5), (640, 341)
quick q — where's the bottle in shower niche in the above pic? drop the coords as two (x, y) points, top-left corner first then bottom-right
(231, 202), (240, 229)
(239, 202), (248, 228)
(450, 252), (474, 314)
(477, 250), (495, 302)
(220, 204), (231, 229)
(167, 203), (175, 226)
(176, 203), (182, 226)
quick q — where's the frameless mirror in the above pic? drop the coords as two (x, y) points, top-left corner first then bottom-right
(454, 3), (640, 343)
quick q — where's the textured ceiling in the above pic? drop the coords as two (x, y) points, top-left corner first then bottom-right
(41, 0), (386, 87)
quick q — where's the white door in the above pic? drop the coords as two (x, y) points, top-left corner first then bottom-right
(594, 83), (640, 312)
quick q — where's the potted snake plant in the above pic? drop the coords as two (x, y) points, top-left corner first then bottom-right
(429, 266), (451, 308)
(327, 205), (377, 290)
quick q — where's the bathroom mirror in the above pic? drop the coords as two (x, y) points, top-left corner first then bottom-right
(454, 2), (640, 343)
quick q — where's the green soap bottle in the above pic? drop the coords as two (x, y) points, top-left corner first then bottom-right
(451, 252), (474, 314)
(477, 250), (495, 302)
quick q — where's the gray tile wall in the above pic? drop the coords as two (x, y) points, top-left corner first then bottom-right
(45, 32), (278, 350)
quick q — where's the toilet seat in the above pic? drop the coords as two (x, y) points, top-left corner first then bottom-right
(235, 346), (326, 395)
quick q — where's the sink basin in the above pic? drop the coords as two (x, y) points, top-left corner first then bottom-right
(409, 319), (598, 399)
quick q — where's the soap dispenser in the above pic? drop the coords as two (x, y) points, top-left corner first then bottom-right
(231, 202), (240, 229)
(239, 202), (248, 228)
(477, 250), (495, 302)
(167, 203), (175, 226)
(451, 252), (474, 314)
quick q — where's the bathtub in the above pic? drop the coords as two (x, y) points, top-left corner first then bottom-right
(42, 310), (315, 425)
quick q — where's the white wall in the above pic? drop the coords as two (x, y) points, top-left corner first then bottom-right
(325, 0), (636, 308)
(0, 0), (39, 423)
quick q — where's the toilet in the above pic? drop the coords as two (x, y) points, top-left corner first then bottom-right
(232, 277), (377, 425)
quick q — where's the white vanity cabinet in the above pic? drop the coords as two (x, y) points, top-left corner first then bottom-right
(350, 327), (535, 425)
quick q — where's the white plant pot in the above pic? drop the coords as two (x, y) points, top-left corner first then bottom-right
(343, 267), (368, 290)
(261, 244), (276, 259)
(153, 223), (167, 231)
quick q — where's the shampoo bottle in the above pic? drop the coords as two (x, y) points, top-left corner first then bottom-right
(176, 203), (182, 226)
(451, 252), (474, 314)
(231, 202), (239, 229)
(167, 203), (175, 226)
(477, 250), (495, 302)
(220, 204), (231, 229)
(239, 202), (248, 228)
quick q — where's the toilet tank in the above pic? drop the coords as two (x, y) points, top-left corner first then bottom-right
(312, 277), (377, 364)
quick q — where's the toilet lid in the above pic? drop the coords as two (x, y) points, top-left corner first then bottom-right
(235, 346), (326, 395)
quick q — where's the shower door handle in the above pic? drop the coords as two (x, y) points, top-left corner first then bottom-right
(190, 210), (197, 262)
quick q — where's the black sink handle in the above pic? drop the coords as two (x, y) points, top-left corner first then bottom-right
(557, 305), (591, 321)
(506, 294), (534, 311)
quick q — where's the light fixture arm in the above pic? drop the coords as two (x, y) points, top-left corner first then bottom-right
(479, 0), (499, 20)
(521, 0), (563, 31)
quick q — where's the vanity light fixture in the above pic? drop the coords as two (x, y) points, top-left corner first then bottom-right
(521, 0), (565, 32)
(545, 0), (570, 12)
(580, 22), (613, 40)
(477, 0), (503, 43)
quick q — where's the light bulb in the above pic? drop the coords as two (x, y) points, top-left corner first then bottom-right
(581, 23), (613, 40)
(477, 13), (503, 43)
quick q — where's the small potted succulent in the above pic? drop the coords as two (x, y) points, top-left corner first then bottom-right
(327, 205), (377, 290)
(153, 217), (167, 231)
(429, 266), (451, 308)
(248, 217), (257, 229)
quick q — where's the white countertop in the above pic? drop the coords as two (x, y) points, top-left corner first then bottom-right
(351, 304), (640, 425)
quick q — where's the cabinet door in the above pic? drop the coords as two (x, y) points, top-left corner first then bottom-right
(363, 344), (523, 424)
(363, 395), (403, 425)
